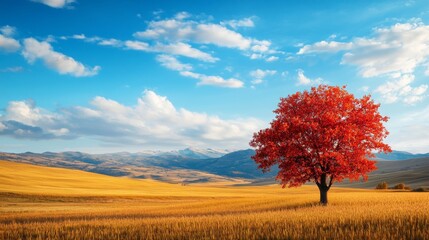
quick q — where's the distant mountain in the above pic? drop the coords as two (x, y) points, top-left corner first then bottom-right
(177, 149), (276, 179)
(1, 148), (428, 188)
(167, 147), (230, 159)
(375, 150), (429, 161)
(0, 148), (237, 184)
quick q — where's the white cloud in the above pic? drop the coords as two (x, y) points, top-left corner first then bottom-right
(250, 69), (276, 79)
(221, 17), (255, 29)
(62, 13), (276, 85)
(0, 25), (16, 36)
(134, 16), (253, 50)
(0, 91), (263, 148)
(156, 55), (192, 71)
(266, 56), (279, 62)
(98, 38), (122, 47)
(0, 25), (20, 52)
(180, 71), (244, 88)
(133, 12), (275, 57)
(22, 38), (100, 77)
(174, 11), (191, 20)
(375, 74), (428, 104)
(249, 69), (276, 85)
(154, 54), (243, 88)
(297, 41), (353, 54)
(154, 42), (217, 62)
(71, 35), (217, 62)
(119, 40), (218, 62)
(124, 40), (149, 51)
(0, 100), (69, 139)
(31, 0), (75, 8)
(298, 21), (429, 103)
(0, 34), (20, 52)
(298, 21), (429, 78)
(296, 69), (323, 86)
(195, 24), (252, 49)
(248, 40), (281, 61)
(250, 53), (262, 59)
(251, 40), (271, 53)
(71, 34), (87, 40)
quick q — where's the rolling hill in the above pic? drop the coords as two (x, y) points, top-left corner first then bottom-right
(0, 149), (243, 184)
(0, 160), (255, 196)
(337, 157), (429, 188)
(1, 149), (428, 188)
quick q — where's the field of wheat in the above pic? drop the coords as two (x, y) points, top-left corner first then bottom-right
(1, 160), (429, 239)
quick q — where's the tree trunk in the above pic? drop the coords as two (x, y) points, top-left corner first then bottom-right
(319, 187), (328, 205)
(317, 173), (330, 205)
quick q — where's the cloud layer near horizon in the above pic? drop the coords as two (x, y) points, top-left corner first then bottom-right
(0, 91), (264, 149)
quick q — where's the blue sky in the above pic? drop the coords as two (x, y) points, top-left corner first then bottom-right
(1, 0), (429, 153)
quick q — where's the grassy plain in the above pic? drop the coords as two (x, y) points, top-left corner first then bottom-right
(1, 160), (428, 239)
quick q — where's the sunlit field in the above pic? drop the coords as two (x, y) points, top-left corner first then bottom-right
(1, 161), (428, 240)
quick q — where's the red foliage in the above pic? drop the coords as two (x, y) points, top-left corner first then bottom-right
(250, 85), (391, 189)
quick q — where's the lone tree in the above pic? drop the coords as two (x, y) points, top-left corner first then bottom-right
(250, 85), (391, 205)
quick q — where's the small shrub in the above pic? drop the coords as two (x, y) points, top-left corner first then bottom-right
(412, 187), (429, 192)
(393, 183), (406, 189)
(376, 182), (388, 189)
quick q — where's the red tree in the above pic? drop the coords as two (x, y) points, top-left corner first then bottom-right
(250, 85), (391, 205)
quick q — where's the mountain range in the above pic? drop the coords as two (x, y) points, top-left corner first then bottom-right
(1, 148), (428, 188)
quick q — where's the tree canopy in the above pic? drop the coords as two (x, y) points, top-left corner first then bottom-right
(250, 85), (391, 204)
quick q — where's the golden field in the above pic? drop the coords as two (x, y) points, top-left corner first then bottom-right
(1, 160), (428, 239)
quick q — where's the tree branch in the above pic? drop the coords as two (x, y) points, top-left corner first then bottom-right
(328, 175), (334, 189)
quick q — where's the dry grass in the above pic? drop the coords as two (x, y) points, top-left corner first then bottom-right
(1, 160), (428, 239)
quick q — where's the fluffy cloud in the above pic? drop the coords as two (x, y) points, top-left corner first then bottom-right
(250, 69), (276, 79)
(153, 42), (217, 62)
(0, 100), (69, 139)
(134, 17), (252, 50)
(73, 36), (217, 62)
(65, 13), (277, 85)
(375, 74), (427, 104)
(221, 18), (255, 29)
(22, 38), (100, 77)
(248, 40), (280, 61)
(0, 91), (263, 148)
(98, 38), (122, 47)
(31, 0), (75, 8)
(133, 12), (276, 59)
(296, 69), (323, 86)
(0, 27), (20, 52)
(180, 71), (244, 88)
(0, 25), (16, 36)
(155, 55), (244, 88)
(266, 56), (279, 62)
(250, 69), (276, 85)
(297, 41), (353, 55)
(124, 40), (148, 50)
(298, 20), (429, 103)
(156, 55), (192, 71)
(298, 21), (429, 78)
